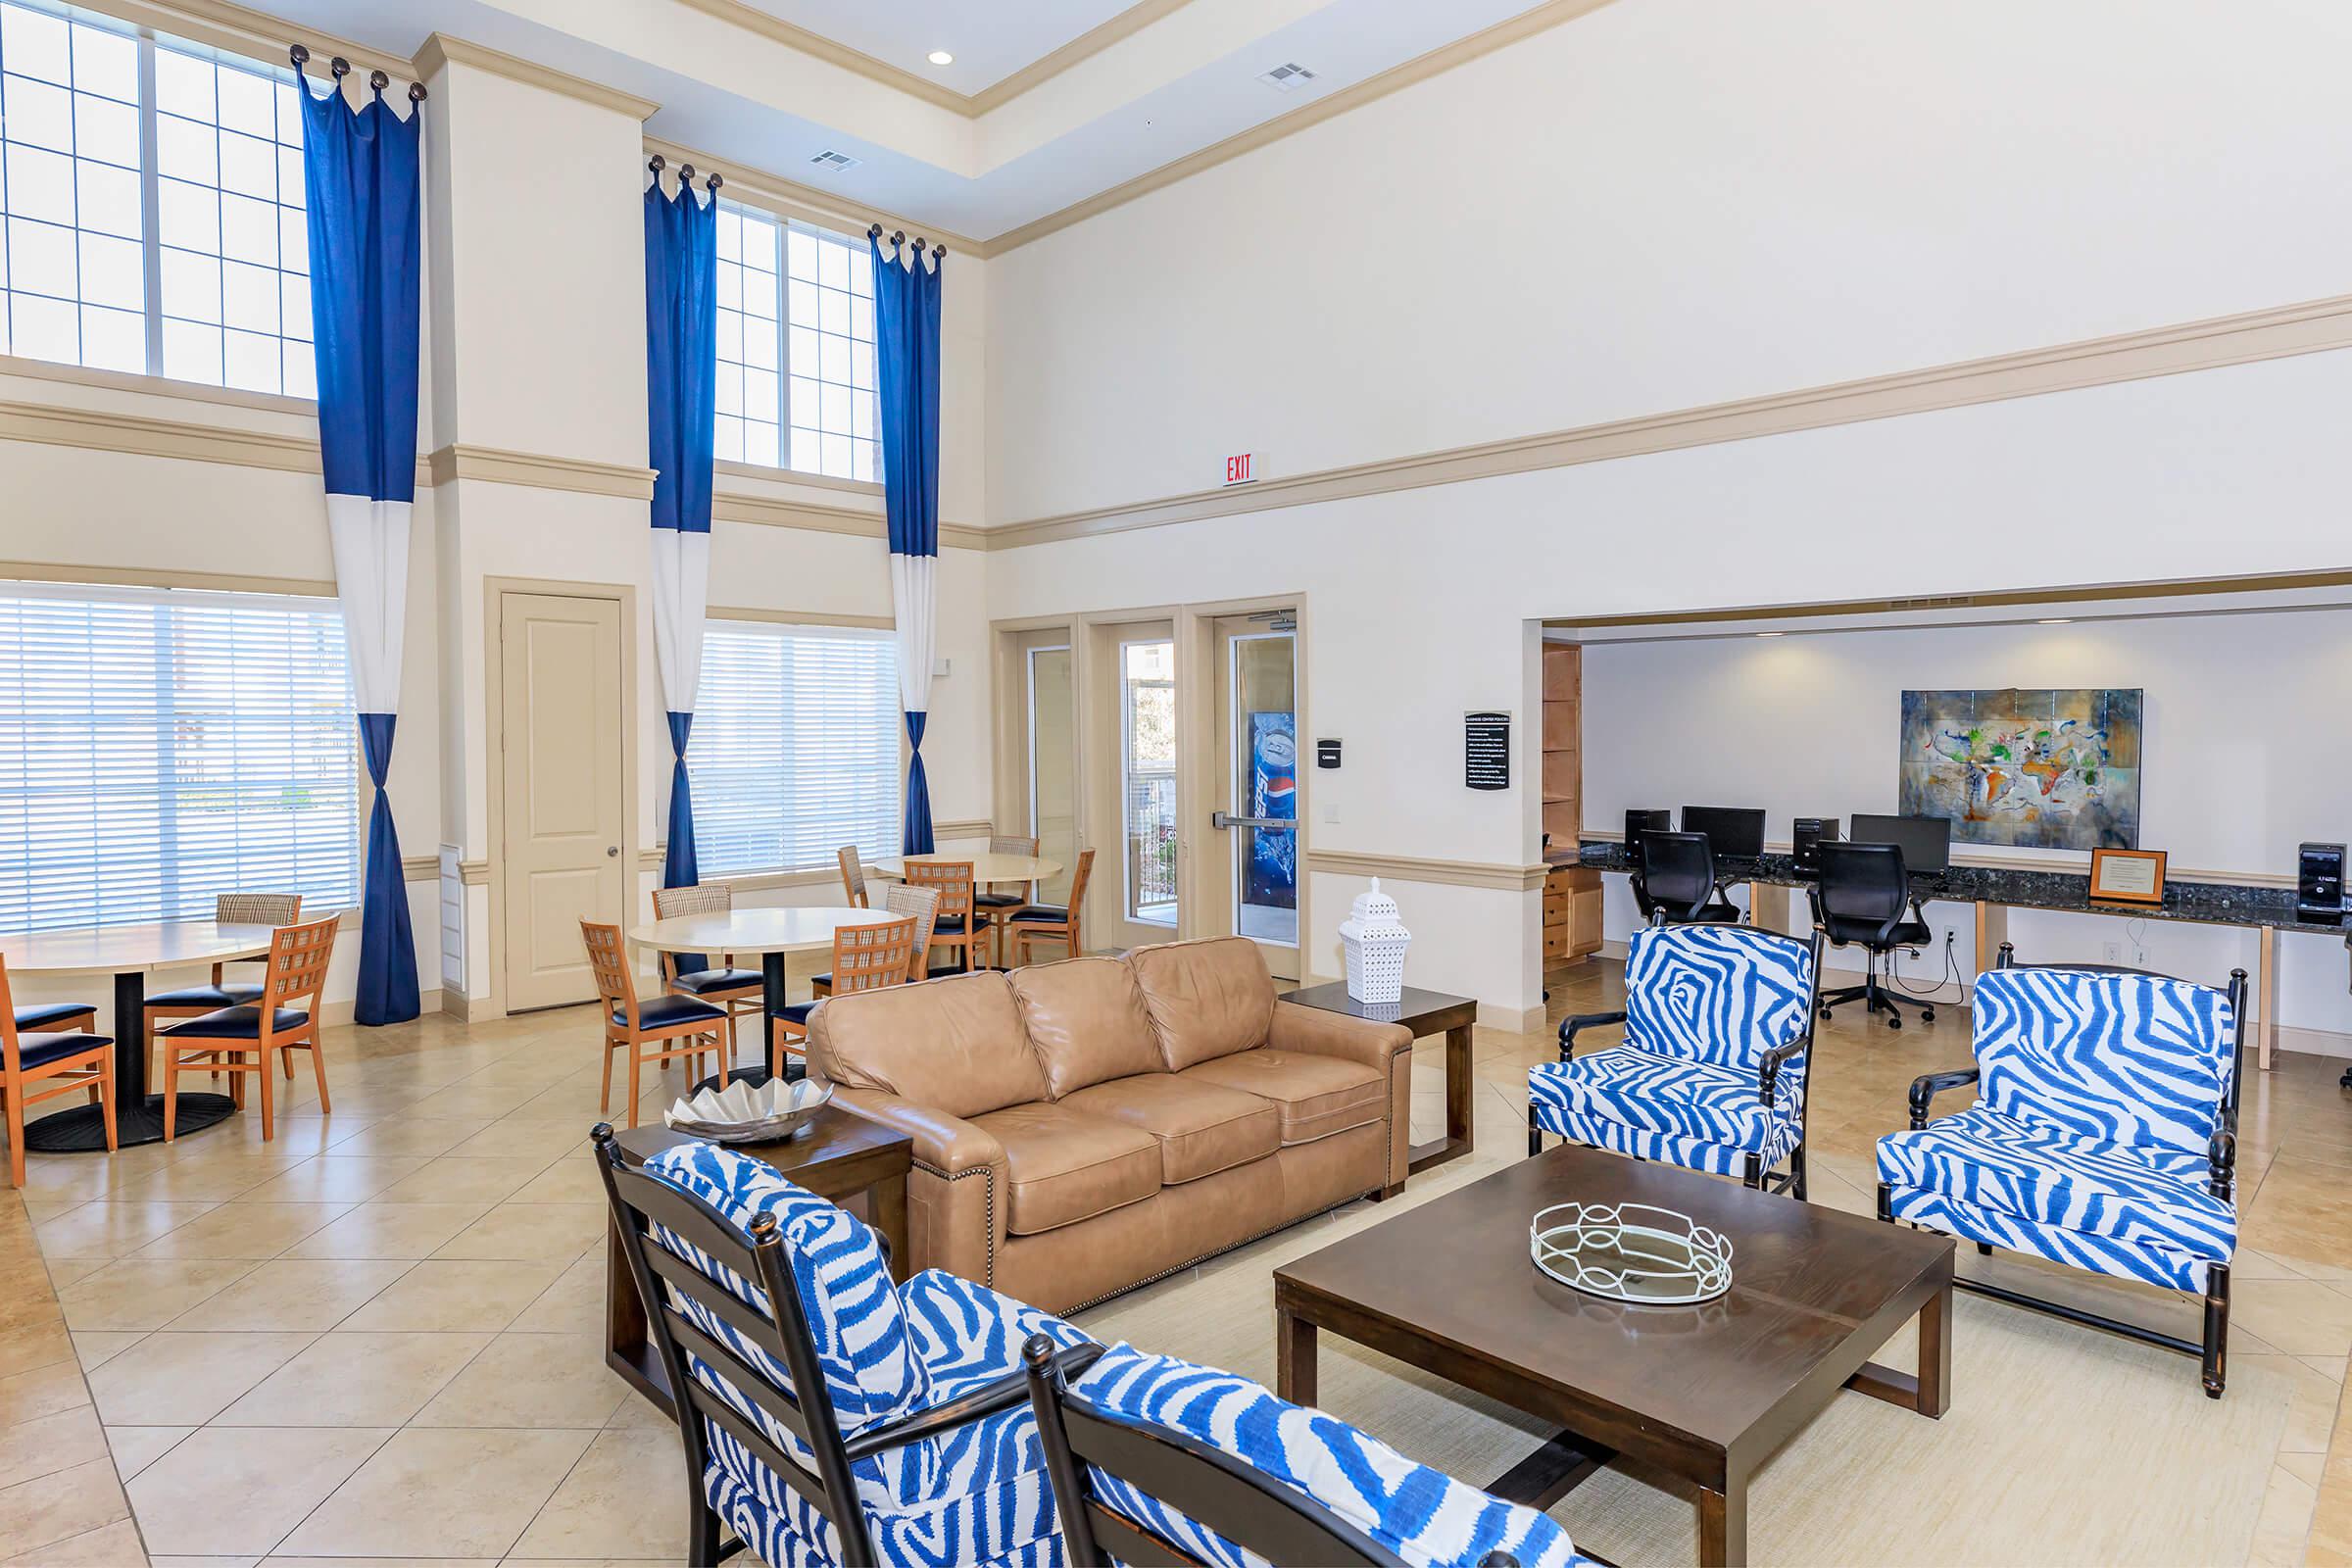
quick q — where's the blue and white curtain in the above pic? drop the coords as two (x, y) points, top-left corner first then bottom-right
(871, 230), (944, 856)
(646, 171), (717, 892)
(303, 74), (421, 1026)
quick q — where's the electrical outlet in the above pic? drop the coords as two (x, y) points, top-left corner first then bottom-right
(2131, 946), (2147, 969)
(2102, 941), (2123, 963)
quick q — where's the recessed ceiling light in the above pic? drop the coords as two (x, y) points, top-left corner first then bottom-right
(927, 50), (954, 66)
(2038, 617), (2073, 625)
(1755, 631), (1783, 639)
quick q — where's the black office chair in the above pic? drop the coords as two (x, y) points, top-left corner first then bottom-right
(1633, 832), (1741, 925)
(1810, 842), (1934, 1029)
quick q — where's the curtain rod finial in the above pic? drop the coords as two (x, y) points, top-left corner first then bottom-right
(678, 163), (696, 184)
(329, 55), (350, 78)
(867, 222), (882, 239)
(892, 229), (906, 247)
(289, 42), (309, 70)
(409, 80), (426, 102)
(706, 172), (722, 192)
(368, 68), (388, 93)
(649, 154), (665, 174)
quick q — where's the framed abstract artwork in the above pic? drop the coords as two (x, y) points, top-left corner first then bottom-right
(1897, 688), (2143, 851)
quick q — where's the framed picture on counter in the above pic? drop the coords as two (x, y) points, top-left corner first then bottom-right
(2089, 847), (2167, 906)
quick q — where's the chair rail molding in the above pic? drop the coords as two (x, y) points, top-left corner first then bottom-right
(980, 291), (2352, 551)
(1304, 850), (1547, 894)
(712, 484), (989, 551)
(426, 443), (656, 499)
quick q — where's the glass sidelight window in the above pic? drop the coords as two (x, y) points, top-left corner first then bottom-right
(1120, 638), (1176, 924)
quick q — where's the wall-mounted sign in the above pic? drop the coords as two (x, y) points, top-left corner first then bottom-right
(1316, 738), (1343, 769)
(1464, 711), (1511, 791)
(1223, 452), (1255, 486)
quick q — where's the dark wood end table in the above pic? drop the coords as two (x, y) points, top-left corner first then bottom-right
(1273, 1145), (1953, 1567)
(604, 1107), (913, 1415)
(1285, 981), (1478, 1175)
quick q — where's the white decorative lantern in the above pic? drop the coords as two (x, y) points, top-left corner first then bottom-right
(1340, 878), (1411, 1005)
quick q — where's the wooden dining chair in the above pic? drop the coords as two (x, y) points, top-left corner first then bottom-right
(652, 884), (762, 1060)
(810, 882), (939, 999)
(837, 845), (872, 908)
(0, 956), (114, 1186)
(771, 914), (917, 1072)
(976, 834), (1039, 967)
(905, 859), (993, 974)
(144, 892), (301, 1082)
(1009, 849), (1096, 966)
(581, 919), (728, 1129)
(158, 913), (337, 1144)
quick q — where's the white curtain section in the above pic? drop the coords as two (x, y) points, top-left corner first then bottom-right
(651, 526), (711, 713)
(325, 493), (410, 712)
(889, 550), (935, 717)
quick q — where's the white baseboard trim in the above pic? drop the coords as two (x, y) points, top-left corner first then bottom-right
(2276, 1025), (2352, 1062)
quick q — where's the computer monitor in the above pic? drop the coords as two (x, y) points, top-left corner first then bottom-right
(1625, 808), (1672, 849)
(1847, 812), (1952, 876)
(1680, 806), (1766, 859)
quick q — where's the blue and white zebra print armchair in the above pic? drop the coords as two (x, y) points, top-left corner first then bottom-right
(600, 1131), (1593, 1567)
(1875, 945), (2247, 1396)
(1528, 921), (1825, 1196)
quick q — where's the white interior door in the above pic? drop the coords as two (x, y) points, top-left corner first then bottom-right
(499, 591), (626, 1011)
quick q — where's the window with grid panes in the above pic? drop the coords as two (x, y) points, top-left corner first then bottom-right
(0, 2), (313, 395)
(713, 200), (880, 483)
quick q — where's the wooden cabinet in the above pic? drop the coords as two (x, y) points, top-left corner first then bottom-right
(1543, 863), (1600, 963)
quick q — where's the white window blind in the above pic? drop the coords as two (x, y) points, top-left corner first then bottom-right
(0, 584), (360, 932)
(692, 620), (901, 877)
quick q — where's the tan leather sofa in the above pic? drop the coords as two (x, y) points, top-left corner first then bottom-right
(805, 936), (1413, 1313)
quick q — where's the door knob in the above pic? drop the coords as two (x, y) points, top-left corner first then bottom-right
(607, 846), (619, 858)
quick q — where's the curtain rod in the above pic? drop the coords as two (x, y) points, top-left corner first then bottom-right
(646, 155), (723, 194)
(868, 222), (946, 261)
(290, 43), (426, 102)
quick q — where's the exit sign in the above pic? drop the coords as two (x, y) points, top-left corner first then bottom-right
(1223, 452), (1255, 486)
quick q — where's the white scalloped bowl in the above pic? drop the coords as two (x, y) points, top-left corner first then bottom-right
(663, 1076), (832, 1145)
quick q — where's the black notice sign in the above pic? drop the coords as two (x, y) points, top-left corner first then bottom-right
(1464, 710), (1511, 791)
(1316, 738), (1342, 769)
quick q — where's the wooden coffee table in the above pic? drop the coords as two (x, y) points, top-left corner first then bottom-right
(1274, 1144), (1954, 1567)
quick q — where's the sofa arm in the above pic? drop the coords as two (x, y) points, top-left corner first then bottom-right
(1269, 999), (1412, 1070)
(1269, 1000), (1414, 1192)
(830, 1088), (1008, 1287)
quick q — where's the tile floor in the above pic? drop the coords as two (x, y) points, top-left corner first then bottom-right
(0, 957), (2347, 1564)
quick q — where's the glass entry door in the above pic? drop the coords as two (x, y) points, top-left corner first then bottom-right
(1213, 613), (1298, 973)
(1121, 638), (1179, 928)
(1024, 645), (1075, 906)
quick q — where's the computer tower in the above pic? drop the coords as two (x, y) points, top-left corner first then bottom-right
(2298, 842), (2346, 921)
(1792, 816), (1838, 872)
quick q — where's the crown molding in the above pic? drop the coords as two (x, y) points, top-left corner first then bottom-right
(1304, 849), (1547, 894)
(712, 485), (989, 551)
(427, 443), (656, 499)
(672, 0), (1188, 120)
(414, 33), (660, 121)
(75, 0), (410, 82)
(981, 290), (2352, 551)
(981, 0), (1620, 257)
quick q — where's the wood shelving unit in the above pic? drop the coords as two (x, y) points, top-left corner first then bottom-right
(1541, 643), (1602, 963)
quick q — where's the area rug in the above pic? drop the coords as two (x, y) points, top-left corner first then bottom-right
(1076, 1153), (2289, 1567)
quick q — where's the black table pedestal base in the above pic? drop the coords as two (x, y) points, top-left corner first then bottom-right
(22, 1092), (238, 1152)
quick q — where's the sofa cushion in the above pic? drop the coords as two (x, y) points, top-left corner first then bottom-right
(1180, 1050), (1386, 1146)
(808, 970), (1050, 1120)
(1127, 937), (1277, 1071)
(970, 1102), (1161, 1237)
(1060, 1073), (1281, 1186)
(1009, 957), (1163, 1098)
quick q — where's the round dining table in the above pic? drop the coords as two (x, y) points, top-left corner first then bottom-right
(874, 852), (1063, 886)
(626, 906), (902, 1069)
(0, 919), (275, 1150)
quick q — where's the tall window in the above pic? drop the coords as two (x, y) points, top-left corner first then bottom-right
(691, 621), (900, 877)
(0, 2), (313, 394)
(714, 201), (879, 483)
(0, 584), (360, 933)
(1121, 639), (1176, 925)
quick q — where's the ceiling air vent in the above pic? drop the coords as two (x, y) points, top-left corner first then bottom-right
(1887, 594), (1980, 612)
(1257, 62), (1317, 92)
(808, 149), (860, 172)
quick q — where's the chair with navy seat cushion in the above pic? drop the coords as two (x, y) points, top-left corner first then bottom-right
(1877, 945), (2247, 1396)
(655, 883), (764, 1066)
(812, 884), (940, 1001)
(0, 956), (114, 1186)
(583, 919), (727, 1128)
(1007, 849), (1094, 969)
(594, 1129), (1106, 1568)
(142, 891), (301, 1081)
(973, 836), (1039, 967)
(1023, 1338), (1594, 1568)
(904, 860), (993, 976)
(1529, 920), (1823, 1196)
(159, 913), (337, 1143)
(772, 916), (916, 1077)
(13, 1001), (96, 1035)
